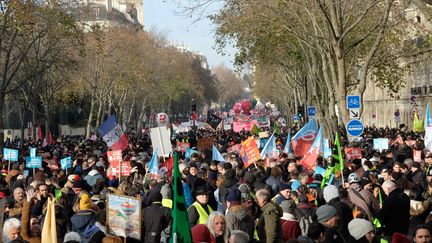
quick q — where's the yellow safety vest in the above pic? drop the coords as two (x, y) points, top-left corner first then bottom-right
(162, 199), (173, 209)
(192, 201), (213, 225)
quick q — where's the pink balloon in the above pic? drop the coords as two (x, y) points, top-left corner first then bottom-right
(241, 100), (252, 114)
(233, 103), (242, 114)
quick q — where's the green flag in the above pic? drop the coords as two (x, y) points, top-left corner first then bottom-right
(320, 166), (334, 189)
(170, 152), (192, 243)
(333, 133), (344, 172)
(273, 122), (281, 136)
(250, 124), (261, 136)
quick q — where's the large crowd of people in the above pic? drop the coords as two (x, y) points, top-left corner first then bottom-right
(1, 124), (432, 243)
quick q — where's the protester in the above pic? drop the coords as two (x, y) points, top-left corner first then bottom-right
(207, 211), (228, 243)
(188, 186), (213, 227)
(255, 188), (283, 243)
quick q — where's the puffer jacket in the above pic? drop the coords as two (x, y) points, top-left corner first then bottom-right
(225, 204), (254, 239)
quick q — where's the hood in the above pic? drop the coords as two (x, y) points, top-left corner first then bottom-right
(410, 200), (427, 216)
(281, 212), (297, 221)
(87, 170), (99, 176)
(229, 205), (250, 219)
(71, 210), (96, 230)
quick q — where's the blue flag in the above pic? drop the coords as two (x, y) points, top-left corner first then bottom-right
(261, 133), (279, 159)
(283, 132), (291, 154)
(185, 148), (198, 159)
(323, 138), (332, 159)
(212, 145), (225, 162)
(148, 148), (159, 178)
(425, 103), (432, 128)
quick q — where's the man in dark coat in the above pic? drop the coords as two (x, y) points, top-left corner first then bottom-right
(379, 179), (410, 238)
(142, 192), (171, 242)
(255, 189), (283, 243)
(218, 169), (238, 211)
(323, 185), (353, 241)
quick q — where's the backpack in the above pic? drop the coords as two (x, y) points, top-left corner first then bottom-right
(298, 215), (314, 236)
(81, 223), (102, 243)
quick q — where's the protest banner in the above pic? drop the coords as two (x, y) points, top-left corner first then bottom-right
(233, 120), (259, 133)
(197, 137), (215, 152)
(256, 116), (270, 128)
(106, 194), (141, 240)
(60, 157), (72, 170)
(3, 148), (18, 161)
(176, 142), (190, 152)
(108, 150), (123, 163)
(109, 160), (131, 177)
(344, 147), (362, 160)
(373, 138), (389, 151)
(150, 126), (173, 157)
(25, 157), (42, 169)
(241, 137), (261, 167)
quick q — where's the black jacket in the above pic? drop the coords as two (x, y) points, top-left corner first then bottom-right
(142, 202), (171, 243)
(218, 178), (238, 211)
(328, 198), (353, 241)
(379, 188), (410, 236)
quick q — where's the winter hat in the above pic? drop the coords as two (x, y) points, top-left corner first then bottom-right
(323, 185), (339, 203)
(241, 192), (252, 202)
(96, 161), (105, 168)
(72, 180), (84, 189)
(79, 193), (93, 210)
(148, 192), (163, 204)
(195, 186), (208, 196)
(280, 200), (295, 214)
(316, 205), (338, 223)
(191, 224), (211, 243)
(64, 232), (81, 242)
(226, 189), (241, 202)
(412, 162), (421, 169)
(279, 183), (291, 192)
(238, 183), (251, 194)
(348, 218), (374, 240)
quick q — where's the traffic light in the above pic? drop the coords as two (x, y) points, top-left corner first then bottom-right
(297, 105), (304, 118)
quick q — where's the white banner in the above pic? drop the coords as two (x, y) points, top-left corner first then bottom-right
(425, 127), (432, 152)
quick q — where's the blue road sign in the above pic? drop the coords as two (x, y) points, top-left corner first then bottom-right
(346, 119), (364, 137)
(347, 95), (361, 109)
(293, 114), (299, 122)
(307, 106), (316, 117)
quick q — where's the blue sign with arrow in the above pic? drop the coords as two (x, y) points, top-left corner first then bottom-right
(346, 119), (364, 137)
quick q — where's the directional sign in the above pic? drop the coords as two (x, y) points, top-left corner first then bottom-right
(293, 114), (299, 123)
(349, 108), (360, 119)
(307, 106), (316, 117)
(346, 119), (364, 137)
(347, 95), (361, 109)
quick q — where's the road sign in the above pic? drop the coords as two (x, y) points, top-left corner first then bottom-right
(293, 114), (299, 122)
(347, 95), (361, 109)
(346, 119), (364, 137)
(349, 108), (360, 119)
(307, 106), (316, 117)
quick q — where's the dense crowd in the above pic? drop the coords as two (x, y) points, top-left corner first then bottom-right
(1, 124), (432, 243)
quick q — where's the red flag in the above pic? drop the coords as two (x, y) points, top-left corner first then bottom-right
(48, 131), (54, 145)
(192, 112), (198, 121)
(298, 128), (322, 170)
(160, 156), (174, 178)
(110, 134), (129, 151)
(37, 127), (43, 141)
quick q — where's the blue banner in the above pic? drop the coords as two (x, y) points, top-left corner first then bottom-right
(3, 148), (19, 161)
(60, 157), (72, 170)
(26, 156), (42, 169)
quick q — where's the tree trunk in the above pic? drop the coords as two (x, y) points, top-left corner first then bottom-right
(137, 97), (147, 130)
(95, 101), (103, 130)
(86, 97), (96, 138)
(0, 95), (5, 146)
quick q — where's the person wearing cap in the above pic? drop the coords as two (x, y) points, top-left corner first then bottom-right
(142, 192), (171, 242)
(225, 189), (254, 239)
(347, 172), (380, 222)
(315, 204), (344, 243)
(255, 189), (283, 243)
(323, 185), (353, 241)
(70, 191), (102, 241)
(272, 183), (292, 205)
(188, 187), (214, 227)
(347, 218), (376, 243)
(280, 200), (301, 241)
(191, 224), (212, 243)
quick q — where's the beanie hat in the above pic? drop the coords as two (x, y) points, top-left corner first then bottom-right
(64, 232), (81, 242)
(348, 218), (374, 240)
(323, 185), (339, 203)
(79, 193), (93, 210)
(191, 224), (211, 243)
(195, 186), (208, 196)
(226, 189), (241, 202)
(280, 200), (295, 214)
(316, 205), (338, 223)
(148, 192), (163, 204)
(72, 180), (83, 189)
(279, 183), (291, 192)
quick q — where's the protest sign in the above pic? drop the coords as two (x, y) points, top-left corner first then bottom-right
(241, 137), (261, 167)
(109, 160), (131, 176)
(414, 150), (422, 162)
(373, 138), (389, 151)
(233, 120), (258, 133)
(46, 160), (60, 170)
(106, 194), (141, 240)
(197, 137), (215, 152)
(30, 148), (37, 158)
(259, 131), (270, 139)
(107, 150), (122, 163)
(150, 126), (172, 157)
(60, 157), (72, 170)
(256, 116), (271, 128)
(176, 142), (190, 152)
(3, 148), (18, 161)
(344, 147), (362, 160)
(25, 157), (42, 169)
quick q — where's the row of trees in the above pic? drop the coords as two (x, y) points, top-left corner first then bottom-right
(0, 0), (245, 139)
(177, 0), (431, 137)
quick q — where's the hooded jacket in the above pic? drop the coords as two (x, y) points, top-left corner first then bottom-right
(84, 170), (103, 187)
(225, 204), (254, 239)
(70, 210), (98, 241)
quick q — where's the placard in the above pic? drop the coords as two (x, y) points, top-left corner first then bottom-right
(197, 137), (215, 152)
(150, 126), (173, 157)
(3, 148), (18, 161)
(176, 142), (190, 152)
(30, 148), (36, 158)
(25, 157), (42, 169)
(60, 157), (72, 170)
(107, 150), (122, 163)
(106, 194), (141, 240)
(373, 138), (389, 151)
(256, 116), (270, 128)
(233, 120), (258, 133)
(344, 147), (362, 160)
(241, 137), (261, 167)
(109, 161), (131, 176)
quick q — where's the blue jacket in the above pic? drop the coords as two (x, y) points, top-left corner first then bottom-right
(71, 210), (98, 242)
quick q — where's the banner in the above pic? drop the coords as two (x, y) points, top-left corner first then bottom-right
(197, 137), (215, 152)
(207, 112), (222, 129)
(241, 137), (261, 167)
(109, 161), (131, 177)
(233, 120), (258, 133)
(108, 150), (123, 164)
(25, 156), (42, 169)
(344, 147), (362, 160)
(373, 138), (389, 151)
(3, 148), (18, 161)
(150, 126), (173, 157)
(256, 116), (270, 128)
(175, 142), (190, 152)
(106, 194), (141, 240)
(60, 157), (72, 170)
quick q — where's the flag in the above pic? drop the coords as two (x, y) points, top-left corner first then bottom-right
(207, 111), (222, 129)
(413, 112), (425, 132)
(192, 112), (198, 121)
(261, 133), (279, 159)
(291, 119), (319, 157)
(323, 138), (332, 159)
(37, 126), (43, 141)
(41, 197), (57, 243)
(148, 148), (159, 179)
(170, 152), (192, 243)
(320, 165), (335, 189)
(160, 156), (174, 178)
(298, 127), (322, 170)
(273, 122), (281, 135)
(283, 131), (291, 154)
(212, 145), (225, 162)
(333, 133), (344, 172)
(98, 115), (128, 151)
(250, 124), (262, 136)
(425, 127), (432, 152)
(48, 131), (54, 145)
(185, 148), (198, 159)
(425, 103), (432, 128)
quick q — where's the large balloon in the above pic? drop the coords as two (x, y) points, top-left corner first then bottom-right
(241, 100), (252, 114)
(233, 103), (242, 114)
(156, 113), (169, 126)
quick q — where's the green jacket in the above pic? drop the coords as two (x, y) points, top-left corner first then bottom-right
(257, 201), (283, 243)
